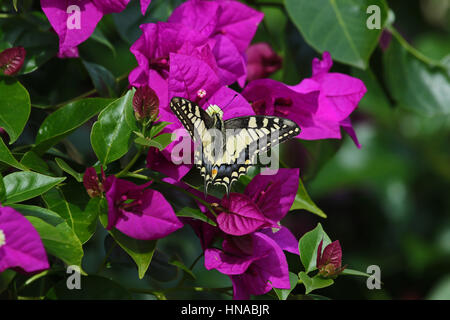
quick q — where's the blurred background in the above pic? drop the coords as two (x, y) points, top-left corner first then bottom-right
(1, 0), (449, 299)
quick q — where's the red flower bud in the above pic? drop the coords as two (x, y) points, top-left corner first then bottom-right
(83, 167), (105, 198)
(0, 47), (26, 76)
(133, 86), (159, 121)
(317, 239), (346, 278)
(246, 42), (282, 82)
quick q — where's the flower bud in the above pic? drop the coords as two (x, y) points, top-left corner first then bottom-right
(133, 86), (159, 122)
(316, 239), (346, 278)
(0, 47), (26, 76)
(83, 167), (104, 198)
(246, 42), (282, 82)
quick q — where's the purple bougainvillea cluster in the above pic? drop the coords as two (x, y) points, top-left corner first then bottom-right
(0, 0), (368, 300)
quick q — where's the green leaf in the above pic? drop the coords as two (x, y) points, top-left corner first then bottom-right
(341, 268), (371, 277)
(25, 216), (84, 269)
(351, 67), (392, 122)
(298, 271), (334, 294)
(169, 259), (196, 280)
(82, 60), (117, 98)
(150, 121), (172, 138)
(90, 28), (116, 57)
(91, 89), (138, 165)
(46, 275), (131, 300)
(134, 133), (173, 150)
(274, 272), (298, 300)
(427, 275), (450, 300)
(109, 229), (157, 280)
(3, 171), (65, 205)
(34, 98), (113, 155)
(55, 158), (84, 182)
(175, 206), (217, 227)
(99, 198), (157, 279)
(383, 30), (450, 116)
(112, 0), (182, 43)
(0, 173), (5, 203)
(291, 177), (327, 218)
(0, 13), (58, 75)
(134, 136), (163, 149)
(0, 270), (15, 294)
(20, 151), (51, 175)
(42, 188), (99, 244)
(152, 133), (173, 150)
(0, 77), (31, 143)
(0, 137), (27, 170)
(10, 204), (66, 226)
(285, 0), (389, 69)
(298, 223), (331, 273)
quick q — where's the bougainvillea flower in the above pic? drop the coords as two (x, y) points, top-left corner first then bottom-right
(205, 232), (290, 299)
(316, 239), (346, 278)
(168, 0), (263, 86)
(292, 52), (367, 147)
(169, 0), (263, 53)
(243, 52), (366, 146)
(129, 22), (209, 109)
(0, 47), (26, 75)
(146, 147), (192, 182)
(104, 175), (183, 240)
(216, 193), (276, 236)
(246, 42), (282, 82)
(242, 78), (319, 139)
(213, 169), (299, 236)
(0, 206), (49, 274)
(41, 0), (152, 58)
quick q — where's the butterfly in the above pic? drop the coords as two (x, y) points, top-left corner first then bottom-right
(170, 97), (301, 196)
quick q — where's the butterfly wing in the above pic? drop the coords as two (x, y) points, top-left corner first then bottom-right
(208, 115), (301, 195)
(170, 97), (214, 140)
(170, 97), (216, 195)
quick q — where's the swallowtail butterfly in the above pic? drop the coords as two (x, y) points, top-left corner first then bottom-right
(170, 97), (300, 196)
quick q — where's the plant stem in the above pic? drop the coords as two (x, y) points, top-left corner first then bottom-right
(116, 147), (144, 178)
(97, 241), (117, 274)
(189, 252), (205, 270)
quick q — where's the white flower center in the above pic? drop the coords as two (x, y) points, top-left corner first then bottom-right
(0, 229), (5, 247)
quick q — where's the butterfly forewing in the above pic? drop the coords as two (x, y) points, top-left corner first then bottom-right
(170, 97), (214, 140)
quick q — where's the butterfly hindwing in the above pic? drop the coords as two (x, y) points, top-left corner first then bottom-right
(223, 115), (301, 164)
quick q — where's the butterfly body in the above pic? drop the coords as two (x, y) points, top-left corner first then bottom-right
(170, 97), (300, 196)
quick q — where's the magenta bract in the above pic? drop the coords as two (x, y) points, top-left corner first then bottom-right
(0, 206), (49, 274)
(104, 176), (183, 240)
(41, 0), (152, 58)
